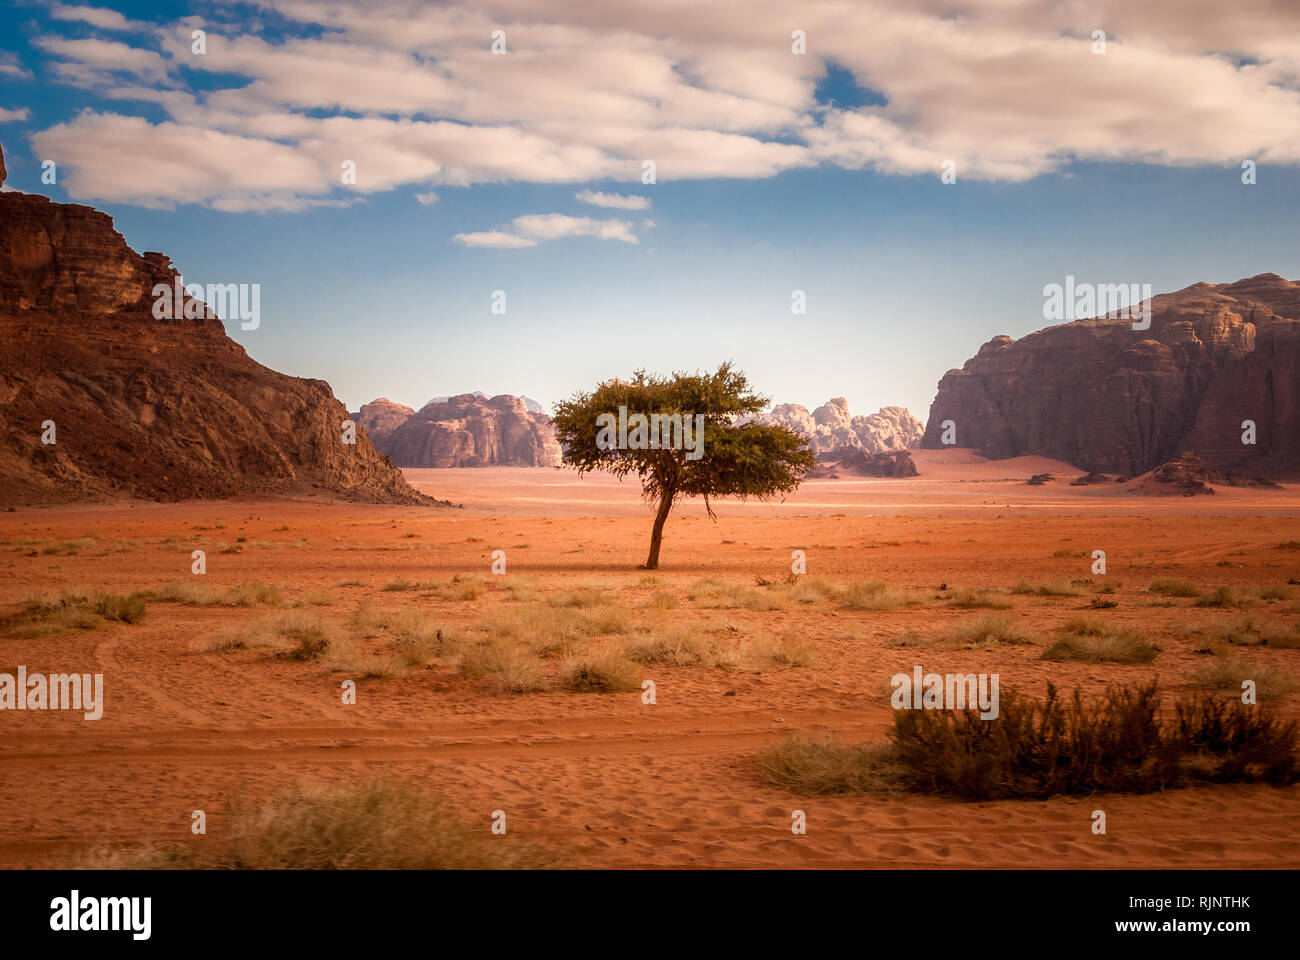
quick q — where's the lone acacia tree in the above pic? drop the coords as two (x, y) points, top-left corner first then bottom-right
(551, 363), (815, 569)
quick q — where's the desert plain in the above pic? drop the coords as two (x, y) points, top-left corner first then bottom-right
(1, 450), (1298, 869)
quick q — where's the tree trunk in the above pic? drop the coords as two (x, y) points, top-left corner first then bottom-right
(643, 491), (674, 569)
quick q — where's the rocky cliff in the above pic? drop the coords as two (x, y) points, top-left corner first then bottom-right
(921, 274), (1300, 477)
(359, 393), (562, 467)
(751, 400), (923, 455)
(0, 142), (431, 504)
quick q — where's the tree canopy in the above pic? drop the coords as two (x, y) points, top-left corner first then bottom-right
(551, 362), (815, 568)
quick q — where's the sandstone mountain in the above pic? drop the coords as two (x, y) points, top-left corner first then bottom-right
(351, 398), (416, 444)
(749, 400), (923, 456)
(0, 142), (430, 504)
(356, 393), (562, 467)
(922, 274), (1300, 477)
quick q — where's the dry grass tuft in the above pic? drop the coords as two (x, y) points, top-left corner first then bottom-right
(1148, 577), (1201, 598)
(561, 653), (644, 693)
(111, 781), (552, 869)
(6, 590), (147, 637)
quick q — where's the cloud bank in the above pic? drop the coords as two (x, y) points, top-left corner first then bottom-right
(10, 0), (1300, 212)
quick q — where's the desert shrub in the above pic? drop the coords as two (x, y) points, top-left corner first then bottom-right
(277, 612), (348, 661)
(42, 537), (96, 555)
(756, 684), (1297, 800)
(742, 630), (819, 667)
(1062, 617), (1108, 635)
(6, 590), (146, 637)
(478, 605), (595, 660)
(887, 683), (1294, 799)
(426, 575), (485, 601)
(1148, 577), (1201, 598)
(561, 653), (644, 693)
(754, 736), (902, 794)
(1193, 657), (1296, 699)
(459, 640), (549, 693)
(689, 577), (791, 611)
(948, 588), (1012, 610)
(226, 581), (282, 607)
(582, 605), (631, 636)
(151, 580), (279, 607)
(1010, 580), (1084, 597)
(1189, 618), (1298, 649)
(116, 781), (550, 869)
(91, 592), (147, 623)
(1173, 697), (1300, 783)
(150, 580), (222, 604)
(549, 586), (608, 608)
(787, 576), (841, 605)
(841, 579), (925, 611)
(1194, 586), (1251, 609)
(291, 589), (336, 608)
(642, 590), (679, 611)
(624, 626), (738, 669)
(1042, 628), (1158, 664)
(500, 576), (539, 602)
(948, 614), (1036, 646)
(1257, 584), (1295, 602)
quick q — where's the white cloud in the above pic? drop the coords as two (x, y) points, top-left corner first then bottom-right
(0, 52), (30, 78)
(20, 0), (1300, 211)
(455, 213), (638, 248)
(513, 213), (638, 243)
(576, 189), (650, 210)
(37, 36), (170, 84)
(453, 230), (538, 248)
(414, 190), (439, 205)
(50, 4), (140, 32)
(0, 107), (31, 123)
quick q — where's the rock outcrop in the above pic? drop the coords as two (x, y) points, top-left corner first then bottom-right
(809, 447), (918, 478)
(1126, 452), (1283, 496)
(922, 274), (1300, 477)
(0, 142), (431, 504)
(363, 393), (562, 467)
(352, 398), (416, 446)
(751, 400), (922, 455)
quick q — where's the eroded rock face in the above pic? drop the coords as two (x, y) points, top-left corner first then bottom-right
(752, 400), (923, 455)
(922, 274), (1300, 477)
(352, 398), (416, 446)
(367, 394), (562, 467)
(0, 154), (431, 504)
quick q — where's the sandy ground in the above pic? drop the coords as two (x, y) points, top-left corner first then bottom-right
(1, 451), (1298, 868)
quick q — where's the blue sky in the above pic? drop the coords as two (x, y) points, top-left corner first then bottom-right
(2, 1), (1297, 419)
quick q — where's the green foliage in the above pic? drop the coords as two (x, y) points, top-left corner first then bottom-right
(552, 362), (815, 567)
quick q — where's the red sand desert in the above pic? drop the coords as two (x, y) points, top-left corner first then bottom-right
(1, 451), (1297, 868)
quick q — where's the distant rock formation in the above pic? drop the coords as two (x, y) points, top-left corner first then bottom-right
(358, 393), (562, 467)
(0, 142), (431, 504)
(809, 447), (918, 478)
(352, 398), (416, 446)
(1127, 452), (1283, 496)
(922, 274), (1300, 477)
(750, 400), (922, 455)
